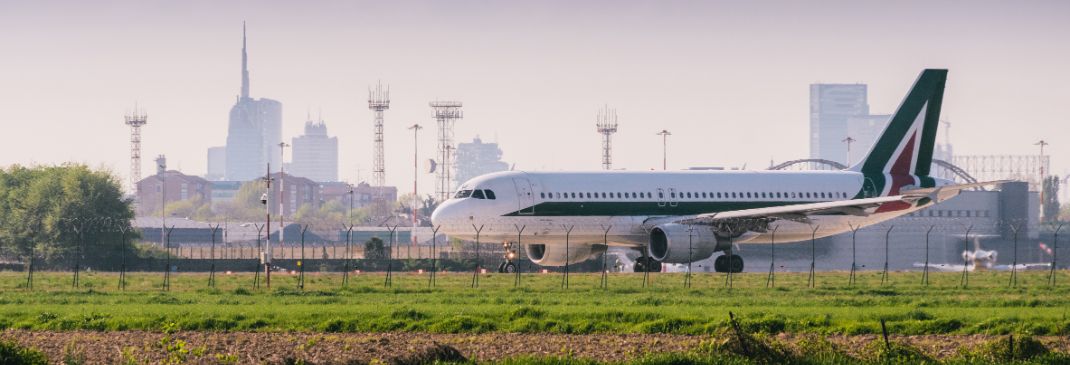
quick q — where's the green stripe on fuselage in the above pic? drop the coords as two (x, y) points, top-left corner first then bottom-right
(502, 201), (821, 217)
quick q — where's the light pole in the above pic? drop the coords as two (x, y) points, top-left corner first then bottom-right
(657, 130), (671, 170)
(409, 124), (422, 256)
(261, 163), (273, 289)
(278, 141), (289, 253)
(842, 136), (856, 166)
(1036, 140), (1049, 221)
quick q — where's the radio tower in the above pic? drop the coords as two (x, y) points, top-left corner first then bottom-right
(596, 105), (618, 170)
(368, 81), (390, 219)
(124, 105), (148, 190)
(430, 101), (463, 201)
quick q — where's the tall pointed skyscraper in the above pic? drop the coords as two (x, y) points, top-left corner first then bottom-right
(224, 23), (282, 181)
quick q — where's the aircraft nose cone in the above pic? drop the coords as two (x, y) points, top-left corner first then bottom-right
(430, 201), (452, 227)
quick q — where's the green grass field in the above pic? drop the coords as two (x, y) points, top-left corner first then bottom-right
(1, 270), (1069, 336)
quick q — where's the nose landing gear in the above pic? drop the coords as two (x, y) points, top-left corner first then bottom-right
(633, 257), (663, 273)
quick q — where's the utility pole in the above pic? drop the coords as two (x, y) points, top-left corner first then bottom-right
(657, 130), (671, 170)
(409, 124), (423, 250)
(842, 136), (856, 166)
(1036, 140), (1049, 221)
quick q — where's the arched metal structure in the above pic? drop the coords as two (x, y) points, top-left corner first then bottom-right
(768, 158), (982, 189)
(767, 159), (846, 171)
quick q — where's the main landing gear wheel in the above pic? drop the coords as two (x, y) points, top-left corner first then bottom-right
(633, 257), (663, 273)
(714, 254), (744, 273)
(497, 261), (517, 273)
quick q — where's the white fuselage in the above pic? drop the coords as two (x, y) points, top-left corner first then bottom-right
(431, 170), (940, 249)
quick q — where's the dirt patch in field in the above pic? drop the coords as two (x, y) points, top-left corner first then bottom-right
(3, 330), (1069, 364)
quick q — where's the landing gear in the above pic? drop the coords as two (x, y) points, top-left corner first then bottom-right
(633, 257), (663, 273)
(714, 254), (744, 273)
(497, 261), (517, 273)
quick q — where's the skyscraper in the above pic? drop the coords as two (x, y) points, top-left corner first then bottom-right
(290, 118), (339, 182)
(809, 84), (869, 165)
(206, 146), (226, 181)
(454, 137), (509, 186)
(224, 23), (282, 181)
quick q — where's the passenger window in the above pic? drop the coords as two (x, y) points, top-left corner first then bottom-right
(472, 190), (486, 199)
(485, 190), (496, 199)
(670, 192), (676, 198)
(658, 191), (664, 198)
(685, 192), (691, 198)
(540, 193), (545, 198)
(571, 192), (576, 198)
(716, 192), (722, 198)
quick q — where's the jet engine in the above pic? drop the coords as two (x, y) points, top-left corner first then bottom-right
(648, 224), (720, 263)
(525, 243), (606, 267)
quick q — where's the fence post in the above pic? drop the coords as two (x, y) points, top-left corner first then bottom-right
(163, 225), (175, 291)
(1050, 223), (1063, 287)
(253, 224), (264, 289)
(208, 224), (220, 288)
(561, 225), (574, 289)
(960, 225), (973, 288)
(848, 223), (859, 286)
(923, 225), (934, 286)
(471, 224), (484, 288)
(881, 226), (894, 286)
(299, 225), (309, 290)
(1009, 222), (1021, 287)
(429, 226), (441, 288)
(515, 224), (526, 288)
(766, 225), (779, 288)
(600, 225), (611, 289)
(385, 224), (399, 287)
(807, 225), (820, 288)
(342, 225), (353, 288)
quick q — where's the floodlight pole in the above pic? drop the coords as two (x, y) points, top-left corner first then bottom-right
(657, 130), (671, 170)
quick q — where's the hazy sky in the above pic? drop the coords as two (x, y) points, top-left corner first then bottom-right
(2, 0), (1068, 194)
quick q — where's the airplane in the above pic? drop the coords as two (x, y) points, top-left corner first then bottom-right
(913, 236), (1052, 272)
(431, 69), (1004, 273)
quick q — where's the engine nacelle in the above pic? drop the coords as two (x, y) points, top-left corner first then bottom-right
(648, 224), (720, 263)
(525, 243), (606, 267)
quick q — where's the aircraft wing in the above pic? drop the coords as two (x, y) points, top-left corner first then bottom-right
(668, 180), (1010, 226)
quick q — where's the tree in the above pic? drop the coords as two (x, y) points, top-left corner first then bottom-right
(364, 236), (387, 259)
(1043, 176), (1061, 223)
(0, 164), (135, 267)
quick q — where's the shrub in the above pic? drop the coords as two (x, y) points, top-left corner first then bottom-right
(0, 340), (48, 365)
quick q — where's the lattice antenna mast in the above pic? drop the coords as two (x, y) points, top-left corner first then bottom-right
(368, 81), (390, 219)
(596, 105), (619, 170)
(125, 105), (148, 190)
(430, 101), (463, 201)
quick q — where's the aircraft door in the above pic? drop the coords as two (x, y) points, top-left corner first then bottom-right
(512, 176), (536, 215)
(668, 188), (679, 207)
(657, 188), (666, 207)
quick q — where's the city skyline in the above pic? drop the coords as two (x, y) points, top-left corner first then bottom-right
(2, 0), (1068, 195)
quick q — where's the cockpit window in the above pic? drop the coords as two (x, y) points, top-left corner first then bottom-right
(454, 190), (473, 199)
(485, 190), (496, 199)
(471, 189), (486, 199)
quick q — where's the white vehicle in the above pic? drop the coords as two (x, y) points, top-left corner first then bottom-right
(432, 69), (1003, 273)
